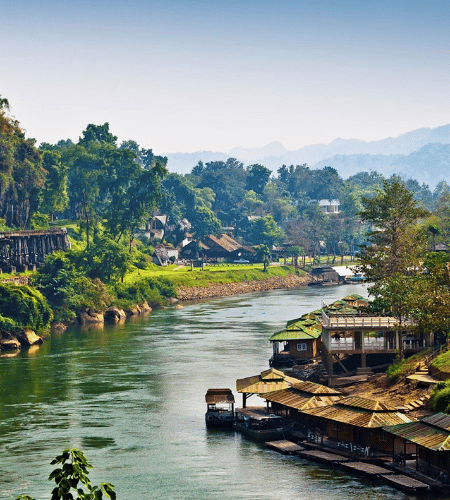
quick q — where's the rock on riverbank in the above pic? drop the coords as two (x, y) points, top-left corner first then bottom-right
(176, 274), (311, 301)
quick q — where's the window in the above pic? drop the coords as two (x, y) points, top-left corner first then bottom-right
(379, 430), (388, 442)
(297, 343), (307, 351)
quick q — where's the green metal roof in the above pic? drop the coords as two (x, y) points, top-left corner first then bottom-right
(383, 420), (450, 451)
(270, 327), (321, 341)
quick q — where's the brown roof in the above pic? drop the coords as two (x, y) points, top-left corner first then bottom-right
(204, 234), (242, 253)
(205, 388), (235, 404)
(384, 420), (450, 451)
(236, 368), (302, 394)
(421, 413), (450, 431)
(302, 404), (411, 428)
(290, 381), (342, 395)
(338, 396), (397, 412)
(264, 388), (343, 411)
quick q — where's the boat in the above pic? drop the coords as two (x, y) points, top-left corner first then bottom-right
(234, 407), (291, 442)
(205, 388), (235, 428)
(346, 274), (366, 283)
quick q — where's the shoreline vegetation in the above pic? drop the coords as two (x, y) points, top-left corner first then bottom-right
(0, 265), (313, 350)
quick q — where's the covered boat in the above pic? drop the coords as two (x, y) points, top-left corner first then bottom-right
(205, 388), (235, 428)
(234, 407), (291, 442)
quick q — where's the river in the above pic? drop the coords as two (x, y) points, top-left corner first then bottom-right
(0, 284), (416, 499)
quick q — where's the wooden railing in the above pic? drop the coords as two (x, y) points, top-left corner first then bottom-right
(321, 310), (399, 329)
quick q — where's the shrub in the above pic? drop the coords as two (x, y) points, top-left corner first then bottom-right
(112, 276), (177, 307)
(0, 283), (52, 334)
(32, 252), (112, 322)
(429, 380), (450, 413)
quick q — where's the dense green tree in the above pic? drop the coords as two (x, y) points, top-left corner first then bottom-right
(358, 180), (429, 356)
(78, 122), (117, 146)
(255, 244), (271, 271)
(0, 96), (46, 227)
(245, 163), (271, 195)
(32, 251), (113, 322)
(250, 215), (284, 247)
(287, 245), (304, 269)
(39, 149), (69, 219)
(359, 180), (429, 282)
(189, 205), (222, 239)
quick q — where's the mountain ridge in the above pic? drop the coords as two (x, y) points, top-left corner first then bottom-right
(164, 124), (450, 188)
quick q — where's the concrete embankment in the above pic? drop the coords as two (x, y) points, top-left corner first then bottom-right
(176, 274), (311, 301)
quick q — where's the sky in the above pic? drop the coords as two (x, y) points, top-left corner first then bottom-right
(2, 0), (450, 155)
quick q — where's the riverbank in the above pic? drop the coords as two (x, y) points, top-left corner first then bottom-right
(176, 274), (311, 301)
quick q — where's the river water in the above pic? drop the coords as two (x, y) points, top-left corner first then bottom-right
(0, 284), (417, 499)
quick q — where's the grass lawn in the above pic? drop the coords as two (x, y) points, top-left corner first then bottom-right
(124, 263), (302, 287)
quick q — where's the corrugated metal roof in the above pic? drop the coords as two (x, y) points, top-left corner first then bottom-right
(269, 328), (321, 341)
(302, 404), (411, 428)
(264, 388), (343, 411)
(291, 381), (342, 395)
(338, 396), (397, 412)
(236, 369), (302, 394)
(384, 420), (450, 451)
(260, 368), (285, 380)
(205, 388), (235, 404)
(421, 412), (450, 431)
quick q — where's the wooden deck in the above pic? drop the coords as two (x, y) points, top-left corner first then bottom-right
(381, 474), (430, 493)
(343, 461), (393, 476)
(265, 440), (304, 454)
(299, 449), (351, 464)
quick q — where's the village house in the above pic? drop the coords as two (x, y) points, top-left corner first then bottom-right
(201, 234), (255, 261)
(269, 314), (322, 367)
(235, 368), (302, 408)
(384, 412), (450, 483)
(319, 199), (340, 214)
(299, 396), (412, 458)
(152, 244), (178, 266)
(263, 380), (343, 422)
(178, 233), (255, 262)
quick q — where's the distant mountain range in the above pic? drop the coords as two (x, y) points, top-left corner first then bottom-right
(164, 125), (450, 188)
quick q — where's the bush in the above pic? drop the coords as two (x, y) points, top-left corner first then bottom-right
(386, 349), (433, 382)
(0, 283), (52, 334)
(112, 276), (177, 308)
(32, 252), (113, 322)
(429, 380), (450, 413)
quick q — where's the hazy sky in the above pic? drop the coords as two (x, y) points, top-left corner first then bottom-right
(2, 0), (450, 155)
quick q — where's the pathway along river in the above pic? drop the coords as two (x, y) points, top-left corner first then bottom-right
(0, 284), (419, 500)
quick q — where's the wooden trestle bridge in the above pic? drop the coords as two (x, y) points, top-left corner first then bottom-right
(0, 228), (70, 273)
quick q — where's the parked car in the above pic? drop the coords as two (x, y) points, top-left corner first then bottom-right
(233, 258), (250, 263)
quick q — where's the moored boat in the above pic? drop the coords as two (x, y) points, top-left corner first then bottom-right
(234, 407), (291, 442)
(205, 388), (235, 428)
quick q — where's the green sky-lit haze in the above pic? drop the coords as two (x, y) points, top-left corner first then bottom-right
(1, 0), (449, 154)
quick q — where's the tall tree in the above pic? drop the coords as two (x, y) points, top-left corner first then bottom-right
(359, 180), (429, 282)
(0, 96), (46, 228)
(358, 180), (429, 355)
(245, 164), (271, 195)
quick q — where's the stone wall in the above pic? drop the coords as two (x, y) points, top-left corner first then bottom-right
(176, 274), (311, 301)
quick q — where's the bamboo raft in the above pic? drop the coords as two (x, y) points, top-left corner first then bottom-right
(299, 449), (350, 464)
(265, 440), (304, 454)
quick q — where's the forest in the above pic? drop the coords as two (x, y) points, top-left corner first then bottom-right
(2, 94), (449, 262)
